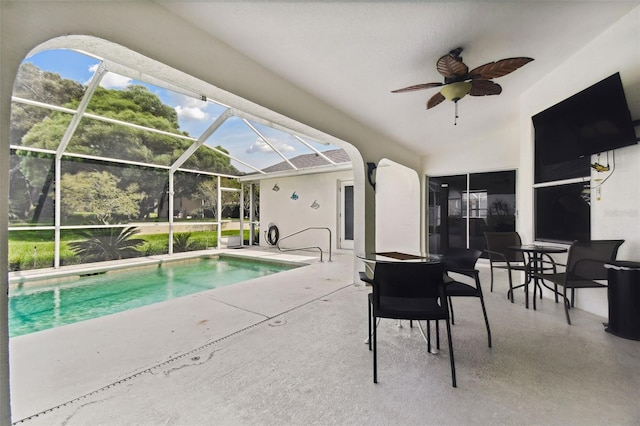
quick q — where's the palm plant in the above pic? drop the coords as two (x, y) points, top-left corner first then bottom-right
(173, 232), (196, 253)
(69, 226), (144, 262)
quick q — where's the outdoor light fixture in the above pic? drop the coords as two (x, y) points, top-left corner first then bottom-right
(367, 162), (377, 190)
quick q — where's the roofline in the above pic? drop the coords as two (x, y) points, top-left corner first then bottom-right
(237, 162), (352, 183)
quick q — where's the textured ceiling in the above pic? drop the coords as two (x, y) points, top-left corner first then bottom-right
(159, 1), (638, 157)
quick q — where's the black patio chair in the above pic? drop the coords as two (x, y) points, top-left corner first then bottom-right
(533, 239), (624, 324)
(443, 247), (491, 348)
(367, 261), (456, 387)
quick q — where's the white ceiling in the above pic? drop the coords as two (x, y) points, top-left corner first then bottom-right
(159, 1), (638, 157)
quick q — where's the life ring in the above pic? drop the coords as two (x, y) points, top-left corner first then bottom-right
(266, 224), (279, 246)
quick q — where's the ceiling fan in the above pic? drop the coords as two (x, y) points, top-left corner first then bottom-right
(392, 47), (533, 124)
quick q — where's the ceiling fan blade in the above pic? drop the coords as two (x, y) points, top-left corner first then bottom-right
(468, 57), (534, 79)
(391, 82), (443, 93)
(436, 53), (468, 79)
(469, 80), (502, 96)
(427, 92), (445, 109)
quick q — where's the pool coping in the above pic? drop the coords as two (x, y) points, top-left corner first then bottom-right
(8, 248), (318, 288)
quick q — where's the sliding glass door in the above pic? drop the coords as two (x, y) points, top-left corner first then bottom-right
(428, 170), (516, 254)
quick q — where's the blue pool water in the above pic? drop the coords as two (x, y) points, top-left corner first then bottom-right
(9, 256), (298, 337)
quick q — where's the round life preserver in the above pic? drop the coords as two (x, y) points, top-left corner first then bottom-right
(266, 224), (279, 246)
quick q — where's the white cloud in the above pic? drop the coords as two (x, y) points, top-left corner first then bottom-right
(175, 105), (208, 120)
(99, 71), (133, 89)
(246, 138), (296, 154)
(173, 94), (210, 121)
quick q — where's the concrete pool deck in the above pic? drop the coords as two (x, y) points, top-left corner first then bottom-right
(9, 248), (347, 421)
(8, 248), (640, 424)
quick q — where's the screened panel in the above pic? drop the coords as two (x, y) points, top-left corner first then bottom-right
(171, 223), (219, 252)
(173, 172), (218, 220)
(249, 122), (316, 159)
(62, 225), (147, 264)
(10, 102), (72, 148)
(59, 158), (169, 225)
(13, 49), (97, 107)
(9, 150), (55, 226)
(64, 117), (189, 166)
(9, 229), (55, 271)
(181, 144), (241, 175)
(84, 77), (220, 139)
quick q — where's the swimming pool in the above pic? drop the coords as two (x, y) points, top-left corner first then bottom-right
(9, 256), (300, 337)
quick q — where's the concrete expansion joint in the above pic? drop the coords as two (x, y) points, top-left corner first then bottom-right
(12, 283), (355, 425)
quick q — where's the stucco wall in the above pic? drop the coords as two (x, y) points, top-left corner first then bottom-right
(259, 170), (353, 253)
(519, 7), (640, 317)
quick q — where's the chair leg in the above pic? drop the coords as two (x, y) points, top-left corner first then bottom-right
(448, 296), (455, 325)
(537, 281), (543, 299)
(436, 320), (440, 350)
(507, 271), (514, 303)
(570, 288), (575, 308)
(426, 320), (432, 353)
(445, 319), (457, 388)
(479, 296), (492, 348)
(489, 264), (494, 292)
(563, 288), (572, 325)
(554, 284), (559, 303)
(372, 312), (378, 383)
(368, 300), (372, 351)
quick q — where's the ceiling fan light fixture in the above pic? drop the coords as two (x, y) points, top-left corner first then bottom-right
(439, 81), (472, 102)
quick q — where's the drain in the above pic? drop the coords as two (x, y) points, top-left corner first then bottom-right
(268, 319), (286, 327)
(191, 356), (200, 361)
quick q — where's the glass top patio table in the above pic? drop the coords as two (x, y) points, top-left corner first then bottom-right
(356, 251), (442, 263)
(508, 245), (567, 309)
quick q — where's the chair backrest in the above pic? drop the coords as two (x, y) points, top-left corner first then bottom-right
(484, 232), (524, 263)
(372, 262), (446, 304)
(443, 247), (483, 270)
(566, 240), (624, 280)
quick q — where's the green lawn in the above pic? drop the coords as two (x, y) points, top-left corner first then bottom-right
(8, 228), (257, 271)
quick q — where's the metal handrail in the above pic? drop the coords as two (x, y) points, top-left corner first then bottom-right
(276, 227), (332, 262)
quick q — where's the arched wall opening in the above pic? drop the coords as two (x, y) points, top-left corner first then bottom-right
(2, 34), (369, 422)
(7, 36), (366, 270)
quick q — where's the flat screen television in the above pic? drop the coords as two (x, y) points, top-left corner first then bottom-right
(535, 182), (590, 243)
(533, 73), (637, 167)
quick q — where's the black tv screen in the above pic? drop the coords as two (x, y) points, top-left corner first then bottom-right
(535, 182), (590, 243)
(533, 73), (637, 166)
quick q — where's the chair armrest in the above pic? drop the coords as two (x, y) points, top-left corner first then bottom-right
(483, 249), (508, 262)
(538, 257), (563, 273)
(445, 267), (479, 279)
(359, 271), (374, 286)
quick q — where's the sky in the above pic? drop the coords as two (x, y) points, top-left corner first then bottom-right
(23, 48), (337, 172)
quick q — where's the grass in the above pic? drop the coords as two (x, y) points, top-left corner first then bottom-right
(8, 228), (257, 271)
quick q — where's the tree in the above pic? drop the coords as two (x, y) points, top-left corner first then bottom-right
(194, 177), (218, 219)
(60, 171), (144, 224)
(11, 63), (242, 223)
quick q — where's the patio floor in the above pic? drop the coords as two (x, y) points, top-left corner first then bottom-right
(8, 248), (640, 425)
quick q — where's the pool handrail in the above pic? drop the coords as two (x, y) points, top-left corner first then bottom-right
(276, 227), (332, 262)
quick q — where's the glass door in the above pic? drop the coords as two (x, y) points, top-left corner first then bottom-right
(428, 174), (467, 254)
(428, 170), (516, 254)
(339, 180), (354, 249)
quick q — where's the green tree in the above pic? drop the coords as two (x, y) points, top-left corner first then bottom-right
(11, 63), (241, 223)
(60, 170), (144, 223)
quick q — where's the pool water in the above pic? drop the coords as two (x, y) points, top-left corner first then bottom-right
(9, 257), (298, 337)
